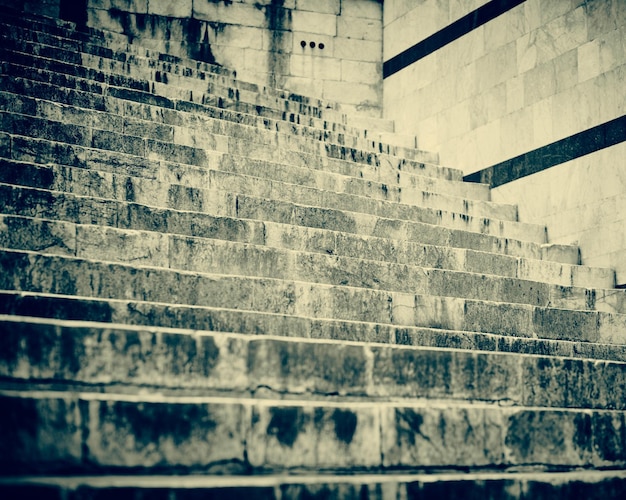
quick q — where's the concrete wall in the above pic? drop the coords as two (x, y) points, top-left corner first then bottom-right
(383, 0), (626, 284)
(85, 0), (383, 116)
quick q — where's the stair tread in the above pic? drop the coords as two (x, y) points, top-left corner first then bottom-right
(3, 469), (626, 486)
(2, 293), (626, 360)
(2, 315), (625, 411)
(0, 58), (445, 172)
(0, 152), (529, 240)
(0, 182), (578, 266)
(0, 35), (418, 159)
(1, 213), (614, 289)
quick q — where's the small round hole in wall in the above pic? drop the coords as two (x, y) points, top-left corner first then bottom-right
(300, 40), (306, 48)
(310, 41), (316, 48)
(318, 43), (325, 50)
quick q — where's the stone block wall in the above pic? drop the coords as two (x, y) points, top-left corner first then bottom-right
(85, 0), (383, 116)
(383, 0), (626, 284)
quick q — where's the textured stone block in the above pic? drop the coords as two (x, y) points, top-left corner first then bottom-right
(248, 404), (381, 469)
(147, 0), (192, 18)
(0, 215), (76, 256)
(0, 394), (83, 473)
(247, 338), (369, 395)
(464, 301), (534, 337)
(85, 398), (246, 469)
(504, 409), (594, 466)
(382, 406), (505, 468)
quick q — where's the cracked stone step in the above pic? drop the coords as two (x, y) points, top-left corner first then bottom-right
(0, 89), (489, 203)
(0, 249), (625, 343)
(0, 49), (436, 168)
(0, 68), (452, 180)
(2, 292), (626, 361)
(0, 216), (619, 308)
(0, 213), (614, 289)
(2, 470), (626, 499)
(1, 316), (625, 410)
(0, 182), (581, 268)
(0, 155), (542, 244)
(1, 390), (626, 475)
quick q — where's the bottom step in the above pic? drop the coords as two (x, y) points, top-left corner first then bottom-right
(1, 471), (626, 499)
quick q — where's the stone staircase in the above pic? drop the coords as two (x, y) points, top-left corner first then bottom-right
(1, 8), (626, 498)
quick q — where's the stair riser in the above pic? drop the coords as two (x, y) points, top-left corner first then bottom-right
(0, 61), (444, 176)
(3, 290), (626, 362)
(0, 154), (544, 244)
(2, 320), (625, 410)
(0, 72), (459, 183)
(0, 182), (583, 269)
(1, 393), (625, 474)
(2, 209), (613, 292)
(0, 250), (624, 343)
(0, 218), (616, 311)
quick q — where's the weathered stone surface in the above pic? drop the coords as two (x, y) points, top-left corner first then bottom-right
(247, 404), (381, 469)
(0, 6), (625, 487)
(3, 317), (626, 410)
(381, 405), (506, 468)
(0, 214), (76, 256)
(85, 398), (246, 470)
(0, 393), (83, 473)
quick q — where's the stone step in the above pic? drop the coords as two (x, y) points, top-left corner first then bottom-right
(1, 213), (613, 289)
(0, 91), (492, 205)
(0, 37), (412, 161)
(0, 10), (401, 136)
(2, 390), (626, 474)
(0, 8), (378, 113)
(0, 183), (580, 268)
(0, 81), (453, 194)
(0, 217), (617, 308)
(0, 249), (625, 343)
(0, 50), (442, 169)
(0, 157), (544, 252)
(0, 70), (454, 180)
(2, 471), (626, 499)
(2, 291), (625, 360)
(1, 316), (625, 410)
(0, 37), (330, 122)
(0, 148), (527, 242)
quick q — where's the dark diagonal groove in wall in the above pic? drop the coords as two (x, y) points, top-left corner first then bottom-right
(464, 115), (626, 187)
(383, 0), (526, 78)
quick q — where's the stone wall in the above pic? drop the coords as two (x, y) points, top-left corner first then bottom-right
(383, 0), (626, 284)
(85, 0), (383, 116)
